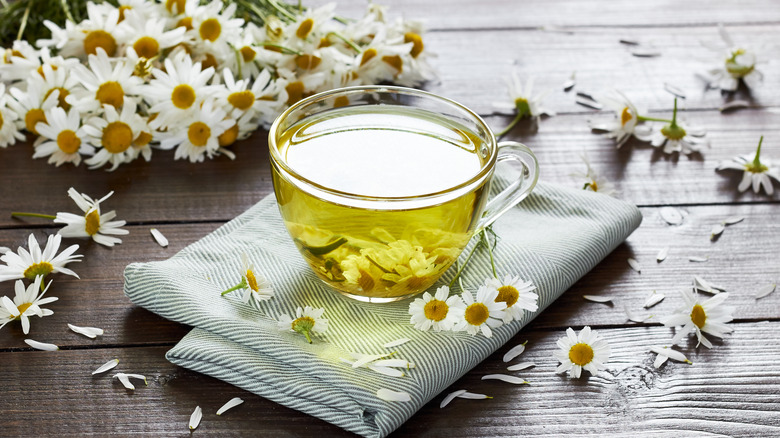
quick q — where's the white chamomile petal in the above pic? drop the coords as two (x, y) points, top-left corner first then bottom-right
(502, 341), (527, 363)
(217, 397), (244, 415)
(383, 338), (410, 348)
(627, 258), (641, 273)
(376, 388), (411, 402)
(583, 295), (613, 304)
(150, 228), (169, 247)
(481, 374), (528, 385)
(756, 283), (776, 299)
(657, 246), (669, 262)
(644, 291), (666, 308)
(189, 406), (202, 431)
(440, 390), (467, 408)
(25, 339), (59, 351)
(507, 362), (535, 372)
(68, 323), (104, 338)
(92, 359), (120, 375)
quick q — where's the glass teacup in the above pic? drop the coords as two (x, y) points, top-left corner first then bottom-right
(269, 86), (538, 303)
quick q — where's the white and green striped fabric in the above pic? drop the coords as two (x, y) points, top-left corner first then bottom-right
(124, 181), (641, 438)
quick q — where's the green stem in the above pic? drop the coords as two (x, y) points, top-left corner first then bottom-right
(58, 0), (74, 23)
(261, 42), (303, 56)
(302, 329), (312, 343)
(11, 212), (56, 220)
(752, 135), (764, 168)
(16, 0), (31, 41)
(448, 239), (479, 289)
(237, 0), (267, 23)
(670, 98), (679, 128)
(495, 112), (523, 137)
(327, 31), (362, 53)
(267, 0), (296, 21)
(637, 115), (673, 123)
(234, 47), (243, 78)
(481, 229), (498, 278)
(221, 278), (247, 296)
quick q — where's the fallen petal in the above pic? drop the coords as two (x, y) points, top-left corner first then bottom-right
(657, 246), (669, 262)
(625, 306), (649, 323)
(68, 323), (104, 339)
(562, 79), (576, 91)
(627, 258), (641, 273)
(660, 207), (684, 225)
(383, 338), (410, 348)
(719, 100), (751, 112)
(575, 96), (602, 110)
(114, 373), (135, 390)
(723, 216), (745, 225)
(458, 391), (492, 400)
(376, 388), (411, 402)
(583, 295), (613, 304)
(351, 352), (391, 368)
(507, 362), (536, 372)
(189, 406), (202, 430)
(24, 339), (59, 351)
(631, 48), (661, 57)
(502, 342), (527, 363)
(575, 91), (597, 101)
(644, 291), (665, 308)
(367, 365), (405, 377)
(440, 390), (467, 408)
(663, 83), (686, 99)
(217, 397), (244, 415)
(688, 256), (708, 263)
(619, 38), (640, 45)
(150, 228), (169, 247)
(92, 359), (120, 375)
(481, 374), (529, 385)
(710, 223), (725, 240)
(650, 346), (692, 364)
(756, 283), (776, 299)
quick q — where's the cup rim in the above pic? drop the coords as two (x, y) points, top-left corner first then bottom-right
(268, 85), (498, 203)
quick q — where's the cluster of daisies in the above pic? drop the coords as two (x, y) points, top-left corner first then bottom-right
(494, 25), (778, 196)
(0, 0), (433, 169)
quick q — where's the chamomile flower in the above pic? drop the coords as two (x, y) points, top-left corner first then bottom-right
(84, 100), (147, 170)
(277, 306), (328, 344)
(217, 68), (285, 121)
(660, 289), (734, 349)
(220, 253), (274, 304)
(0, 233), (81, 282)
(158, 99), (233, 163)
(650, 99), (708, 155)
(145, 52), (217, 129)
(216, 112), (256, 149)
(573, 153), (618, 196)
(0, 276), (58, 334)
(68, 48), (143, 113)
(286, 3), (338, 46)
(717, 136), (779, 195)
(408, 286), (465, 332)
(7, 78), (61, 135)
(116, 0), (161, 22)
(483, 275), (538, 324)
(128, 115), (156, 162)
(588, 91), (652, 148)
(32, 106), (94, 167)
(553, 326), (611, 378)
(33, 63), (82, 112)
(0, 83), (24, 148)
(40, 2), (125, 59)
(703, 25), (763, 91)
(494, 72), (555, 136)
(54, 188), (129, 247)
(189, 2), (244, 55)
(453, 286), (507, 338)
(121, 10), (188, 61)
(228, 32), (264, 80)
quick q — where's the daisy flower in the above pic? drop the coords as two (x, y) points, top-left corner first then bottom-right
(408, 286), (465, 332)
(216, 112), (256, 150)
(68, 48), (144, 113)
(39, 2), (125, 59)
(717, 136), (779, 195)
(220, 253), (274, 304)
(7, 78), (61, 135)
(54, 188), (129, 247)
(128, 115), (156, 162)
(573, 153), (618, 196)
(703, 25), (763, 91)
(482, 275), (538, 324)
(660, 289), (734, 349)
(553, 326), (611, 378)
(588, 90), (653, 148)
(145, 52), (217, 129)
(158, 99), (234, 163)
(0, 83), (24, 148)
(32, 106), (94, 167)
(227, 32), (264, 80)
(83, 100), (147, 170)
(493, 72), (555, 136)
(0, 276), (58, 334)
(217, 68), (285, 121)
(189, 2), (244, 55)
(453, 286), (507, 338)
(0, 233), (81, 282)
(0, 40), (43, 82)
(120, 10), (188, 61)
(650, 99), (708, 155)
(32, 63), (82, 112)
(277, 306), (328, 344)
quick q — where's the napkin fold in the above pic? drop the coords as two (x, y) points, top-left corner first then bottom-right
(124, 182), (641, 438)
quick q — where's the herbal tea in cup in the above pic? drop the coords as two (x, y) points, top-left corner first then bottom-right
(269, 86), (538, 303)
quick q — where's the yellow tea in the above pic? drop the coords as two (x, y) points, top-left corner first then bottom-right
(272, 105), (491, 301)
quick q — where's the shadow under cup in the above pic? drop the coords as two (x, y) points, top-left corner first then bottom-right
(269, 86), (538, 303)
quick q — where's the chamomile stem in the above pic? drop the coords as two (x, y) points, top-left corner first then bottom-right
(261, 42), (302, 56)
(752, 135), (764, 168)
(637, 115), (673, 123)
(302, 330), (312, 344)
(448, 240), (479, 289)
(16, 0), (31, 41)
(481, 229), (498, 278)
(327, 31), (362, 53)
(11, 212), (56, 220)
(221, 278), (247, 296)
(58, 0), (74, 23)
(267, 0), (296, 21)
(495, 113), (523, 137)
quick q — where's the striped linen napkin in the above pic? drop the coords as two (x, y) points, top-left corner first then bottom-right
(123, 181), (641, 438)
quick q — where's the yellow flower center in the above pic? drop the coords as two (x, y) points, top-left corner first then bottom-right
(690, 304), (706, 329)
(382, 55), (403, 73)
(404, 32), (424, 58)
(0, 110), (3, 130)
(177, 16), (193, 30)
(295, 54), (322, 70)
(83, 30), (117, 57)
(333, 96), (350, 108)
(246, 269), (259, 292)
(464, 302), (489, 326)
(37, 64), (58, 78)
(134, 131), (153, 147)
(85, 209), (101, 235)
(423, 299), (448, 321)
(568, 342), (594, 366)
(217, 123), (238, 147)
(187, 121), (211, 147)
(25, 108), (47, 135)
(56, 129), (81, 154)
(118, 5), (132, 22)
(133, 36), (160, 59)
(227, 90), (255, 110)
(318, 37), (331, 48)
(495, 285), (519, 308)
(16, 302), (32, 314)
(296, 18), (314, 39)
(165, 0), (186, 14)
(620, 107), (633, 126)
(23, 261), (53, 280)
(285, 81), (305, 105)
(199, 18), (221, 42)
(360, 48), (377, 66)
(102, 121), (133, 153)
(240, 46), (256, 62)
(96, 81), (124, 108)
(45, 87), (70, 110)
(171, 84), (196, 109)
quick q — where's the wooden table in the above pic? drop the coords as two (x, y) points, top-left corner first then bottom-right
(2, 0), (779, 436)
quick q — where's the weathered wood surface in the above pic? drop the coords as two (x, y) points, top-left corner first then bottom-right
(1, 0), (780, 436)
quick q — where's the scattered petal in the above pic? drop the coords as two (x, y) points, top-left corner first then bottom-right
(756, 283), (776, 299)
(92, 359), (120, 375)
(189, 406), (202, 430)
(68, 323), (104, 339)
(663, 83), (686, 99)
(150, 228), (169, 247)
(216, 397), (244, 415)
(625, 306), (650, 323)
(694, 276), (724, 294)
(576, 91), (598, 101)
(631, 48), (662, 57)
(710, 223), (725, 240)
(563, 80), (576, 91)
(383, 338), (410, 349)
(376, 388), (411, 402)
(657, 246), (669, 262)
(502, 342), (527, 363)
(688, 256), (709, 263)
(660, 207), (684, 225)
(440, 390), (467, 408)
(506, 362), (536, 372)
(481, 374), (529, 385)
(650, 346), (692, 366)
(719, 100), (751, 112)
(24, 339), (59, 351)
(627, 258), (641, 273)
(575, 95), (602, 110)
(644, 291), (666, 308)
(458, 391), (493, 400)
(583, 295), (613, 304)
(112, 373), (147, 390)
(351, 352), (392, 368)
(619, 38), (640, 45)
(723, 216), (744, 225)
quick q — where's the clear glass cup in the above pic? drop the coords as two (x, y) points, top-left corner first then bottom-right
(269, 86), (538, 303)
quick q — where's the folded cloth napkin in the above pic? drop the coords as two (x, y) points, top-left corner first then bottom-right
(124, 181), (641, 438)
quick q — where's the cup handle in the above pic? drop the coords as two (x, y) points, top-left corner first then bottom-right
(476, 141), (539, 230)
